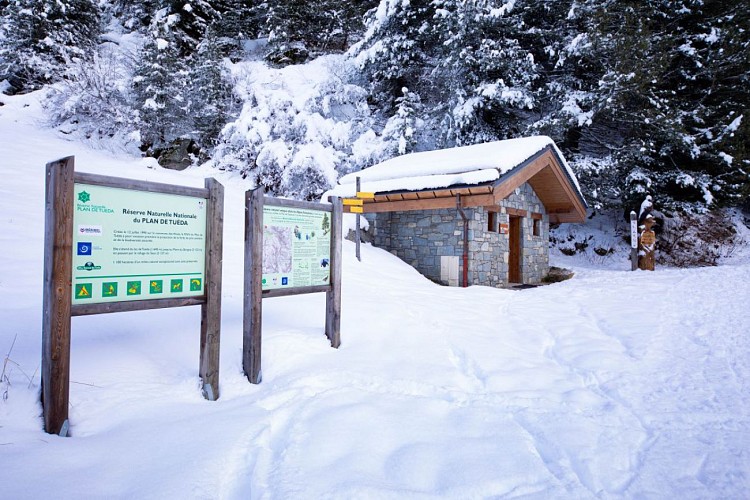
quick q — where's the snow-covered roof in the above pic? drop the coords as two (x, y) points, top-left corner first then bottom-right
(330, 136), (584, 203)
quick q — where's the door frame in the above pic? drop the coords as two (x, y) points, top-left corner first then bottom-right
(508, 215), (522, 283)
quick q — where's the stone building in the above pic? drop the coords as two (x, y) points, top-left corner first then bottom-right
(330, 136), (587, 287)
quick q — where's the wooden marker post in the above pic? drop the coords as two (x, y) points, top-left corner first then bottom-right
(630, 211), (638, 271)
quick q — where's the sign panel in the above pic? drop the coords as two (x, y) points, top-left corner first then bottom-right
(71, 183), (207, 304)
(342, 198), (363, 206)
(262, 205), (331, 290)
(356, 191), (375, 199)
(630, 219), (638, 248)
(640, 230), (656, 247)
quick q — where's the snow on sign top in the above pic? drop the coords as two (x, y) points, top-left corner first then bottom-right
(331, 136), (582, 199)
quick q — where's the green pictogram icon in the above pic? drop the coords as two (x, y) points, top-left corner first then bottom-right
(127, 281), (141, 296)
(171, 279), (183, 293)
(75, 283), (92, 299)
(102, 282), (118, 297)
(78, 190), (90, 203)
(150, 280), (163, 294)
(190, 278), (202, 291)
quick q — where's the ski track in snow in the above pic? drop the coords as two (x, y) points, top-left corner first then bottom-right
(1, 90), (750, 498)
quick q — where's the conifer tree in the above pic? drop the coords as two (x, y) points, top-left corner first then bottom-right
(187, 30), (234, 151)
(132, 31), (190, 151)
(0, 0), (101, 92)
(382, 87), (423, 155)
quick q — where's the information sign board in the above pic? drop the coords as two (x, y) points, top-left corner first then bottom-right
(71, 183), (207, 304)
(261, 205), (331, 290)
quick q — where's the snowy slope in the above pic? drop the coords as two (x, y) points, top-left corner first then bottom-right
(1, 91), (750, 499)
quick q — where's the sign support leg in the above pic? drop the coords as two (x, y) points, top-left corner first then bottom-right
(244, 188), (264, 383)
(326, 197), (342, 348)
(200, 178), (224, 400)
(42, 156), (75, 436)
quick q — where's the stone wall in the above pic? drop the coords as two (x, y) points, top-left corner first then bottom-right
(369, 208), (468, 284)
(366, 182), (549, 287)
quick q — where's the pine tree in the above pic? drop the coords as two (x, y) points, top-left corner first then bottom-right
(352, 0), (434, 106)
(0, 0), (101, 92)
(132, 31), (190, 151)
(187, 30), (234, 151)
(264, 0), (375, 65)
(432, 0), (539, 145)
(382, 87), (423, 155)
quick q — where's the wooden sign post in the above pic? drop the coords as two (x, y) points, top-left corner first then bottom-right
(342, 186), (375, 262)
(42, 156), (224, 436)
(243, 190), (342, 384)
(355, 177), (361, 262)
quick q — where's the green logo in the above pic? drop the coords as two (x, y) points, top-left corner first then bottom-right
(75, 283), (92, 299)
(76, 261), (102, 271)
(190, 278), (202, 291)
(149, 280), (163, 294)
(102, 282), (118, 297)
(78, 190), (91, 203)
(171, 279), (183, 293)
(127, 281), (141, 296)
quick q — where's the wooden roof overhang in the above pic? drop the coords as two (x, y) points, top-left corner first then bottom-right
(343, 146), (588, 224)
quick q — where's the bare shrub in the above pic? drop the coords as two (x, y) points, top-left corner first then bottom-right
(658, 210), (743, 267)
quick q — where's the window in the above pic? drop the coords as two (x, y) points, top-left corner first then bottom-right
(488, 211), (498, 232)
(533, 218), (541, 237)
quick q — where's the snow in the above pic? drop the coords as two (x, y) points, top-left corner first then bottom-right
(333, 136), (583, 200)
(719, 152), (733, 165)
(2, 89), (750, 499)
(726, 115), (743, 133)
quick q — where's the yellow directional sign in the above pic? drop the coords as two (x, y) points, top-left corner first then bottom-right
(356, 192), (375, 199)
(343, 198), (364, 206)
(349, 206), (364, 214)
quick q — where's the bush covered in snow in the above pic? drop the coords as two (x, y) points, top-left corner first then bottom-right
(211, 56), (392, 200)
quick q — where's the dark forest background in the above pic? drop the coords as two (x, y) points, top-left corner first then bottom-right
(1, 0), (748, 229)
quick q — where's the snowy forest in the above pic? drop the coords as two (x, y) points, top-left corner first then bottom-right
(1, 0), (748, 263)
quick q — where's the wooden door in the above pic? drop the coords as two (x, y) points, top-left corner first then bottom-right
(508, 216), (521, 283)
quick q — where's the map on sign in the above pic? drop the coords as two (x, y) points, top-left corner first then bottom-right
(262, 205), (331, 290)
(71, 183), (207, 305)
(263, 226), (293, 274)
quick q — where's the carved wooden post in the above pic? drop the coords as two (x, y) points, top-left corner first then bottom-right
(638, 216), (656, 271)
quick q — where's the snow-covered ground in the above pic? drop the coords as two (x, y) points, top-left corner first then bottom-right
(1, 90), (750, 499)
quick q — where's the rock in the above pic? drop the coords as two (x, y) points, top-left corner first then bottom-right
(155, 139), (199, 171)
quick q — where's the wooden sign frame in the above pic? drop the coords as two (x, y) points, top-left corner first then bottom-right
(243, 189), (342, 384)
(42, 156), (224, 436)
